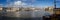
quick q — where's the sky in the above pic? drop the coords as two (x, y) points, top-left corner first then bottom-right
(0, 0), (60, 8)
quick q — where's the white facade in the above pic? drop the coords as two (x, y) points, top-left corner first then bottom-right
(6, 8), (19, 12)
(0, 7), (2, 11)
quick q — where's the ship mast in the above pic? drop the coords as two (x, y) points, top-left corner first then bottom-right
(54, 0), (56, 9)
(54, 0), (56, 15)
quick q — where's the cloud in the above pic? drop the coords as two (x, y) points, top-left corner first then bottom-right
(22, 0), (27, 1)
(6, 0), (35, 8)
(13, 1), (29, 7)
(32, 0), (36, 3)
(14, 1), (22, 5)
(0, 4), (3, 7)
(6, 0), (31, 7)
(0, 4), (3, 5)
(7, 0), (10, 2)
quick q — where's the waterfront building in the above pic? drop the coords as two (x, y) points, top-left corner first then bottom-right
(45, 7), (54, 14)
(0, 7), (2, 11)
(6, 7), (19, 12)
(54, 8), (60, 14)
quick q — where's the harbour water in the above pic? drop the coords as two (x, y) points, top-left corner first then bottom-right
(0, 9), (52, 20)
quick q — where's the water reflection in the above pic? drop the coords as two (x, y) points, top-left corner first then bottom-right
(0, 9), (52, 20)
